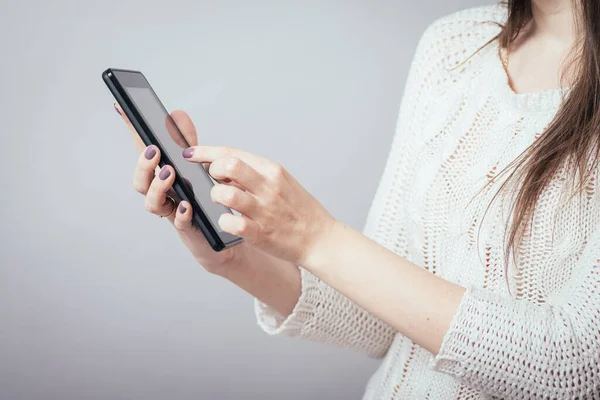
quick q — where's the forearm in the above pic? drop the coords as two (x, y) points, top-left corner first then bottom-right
(303, 220), (466, 355)
(216, 246), (302, 317)
(213, 242), (397, 358)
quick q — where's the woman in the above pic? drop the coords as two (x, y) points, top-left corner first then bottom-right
(115, 1), (600, 398)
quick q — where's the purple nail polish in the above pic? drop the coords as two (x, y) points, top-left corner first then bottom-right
(159, 166), (171, 180)
(144, 146), (156, 160)
(182, 147), (194, 159)
(178, 204), (187, 214)
(114, 103), (122, 115)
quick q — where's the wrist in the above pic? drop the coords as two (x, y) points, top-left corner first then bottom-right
(299, 217), (343, 272)
(200, 245), (246, 277)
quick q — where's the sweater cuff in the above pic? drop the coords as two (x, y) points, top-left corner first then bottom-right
(429, 285), (485, 377)
(254, 267), (322, 337)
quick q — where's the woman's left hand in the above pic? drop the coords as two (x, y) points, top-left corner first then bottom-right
(182, 145), (336, 265)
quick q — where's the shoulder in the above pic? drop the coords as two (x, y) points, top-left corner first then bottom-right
(414, 4), (508, 68)
(431, 3), (507, 28)
(425, 3), (507, 38)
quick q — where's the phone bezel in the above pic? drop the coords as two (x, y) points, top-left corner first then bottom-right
(103, 68), (244, 252)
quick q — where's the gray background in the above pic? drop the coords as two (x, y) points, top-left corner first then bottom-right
(0, 0), (488, 399)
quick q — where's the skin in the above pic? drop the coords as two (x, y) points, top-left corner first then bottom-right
(116, 0), (576, 357)
(506, 0), (579, 93)
(117, 106), (302, 317)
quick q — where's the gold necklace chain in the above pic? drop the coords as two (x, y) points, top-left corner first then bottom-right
(500, 45), (510, 72)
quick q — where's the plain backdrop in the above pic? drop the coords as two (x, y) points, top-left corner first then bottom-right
(0, 0), (490, 399)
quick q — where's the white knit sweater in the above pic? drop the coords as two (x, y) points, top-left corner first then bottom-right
(254, 4), (600, 399)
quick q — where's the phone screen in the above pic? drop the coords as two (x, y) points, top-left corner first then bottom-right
(123, 83), (231, 233)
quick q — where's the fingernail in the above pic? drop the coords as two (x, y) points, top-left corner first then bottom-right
(144, 146), (156, 160)
(182, 147), (194, 159)
(159, 166), (171, 180)
(114, 103), (122, 115)
(178, 204), (187, 214)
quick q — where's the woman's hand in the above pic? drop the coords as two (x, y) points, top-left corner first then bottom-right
(182, 145), (337, 265)
(114, 104), (246, 274)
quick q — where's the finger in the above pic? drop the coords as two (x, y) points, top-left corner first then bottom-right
(173, 200), (194, 231)
(114, 103), (146, 153)
(211, 184), (257, 217)
(218, 213), (259, 240)
(133, 145), (161, 195)
(144, 165), (177, 217)
(170, 110), (198, 147)
(182, 146), (269, 174)
(164, 113), (188, 149)
(208, 157), (264, 194)
(202, 162), (245, 191)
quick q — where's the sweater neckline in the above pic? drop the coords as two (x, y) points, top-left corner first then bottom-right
(484, 39), (568, 114)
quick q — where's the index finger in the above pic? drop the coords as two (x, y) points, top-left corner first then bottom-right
(183, 146), (269, 173)
(169, 110), (198, 148)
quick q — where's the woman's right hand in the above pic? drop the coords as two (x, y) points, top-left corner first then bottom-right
(114, 104), (247, 274)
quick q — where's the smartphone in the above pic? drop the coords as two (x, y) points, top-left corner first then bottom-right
(102, 68), (243, 251)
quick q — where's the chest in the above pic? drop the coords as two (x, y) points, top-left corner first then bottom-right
(505, 41), (572, 95)
(396, 78), (584, 299)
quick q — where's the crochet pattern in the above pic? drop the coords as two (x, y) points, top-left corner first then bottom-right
(255, 4), (600, 399)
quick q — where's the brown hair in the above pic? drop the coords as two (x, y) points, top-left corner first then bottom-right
(485, 0), (600, 268)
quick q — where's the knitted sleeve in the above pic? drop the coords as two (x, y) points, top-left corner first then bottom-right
(432, 221), (600, 398)
(254, 16), (451, 359)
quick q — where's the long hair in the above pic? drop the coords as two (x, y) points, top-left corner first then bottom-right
(488, 0), (600, 268)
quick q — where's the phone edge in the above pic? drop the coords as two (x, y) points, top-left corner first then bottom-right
(102, 68), (244, 252)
